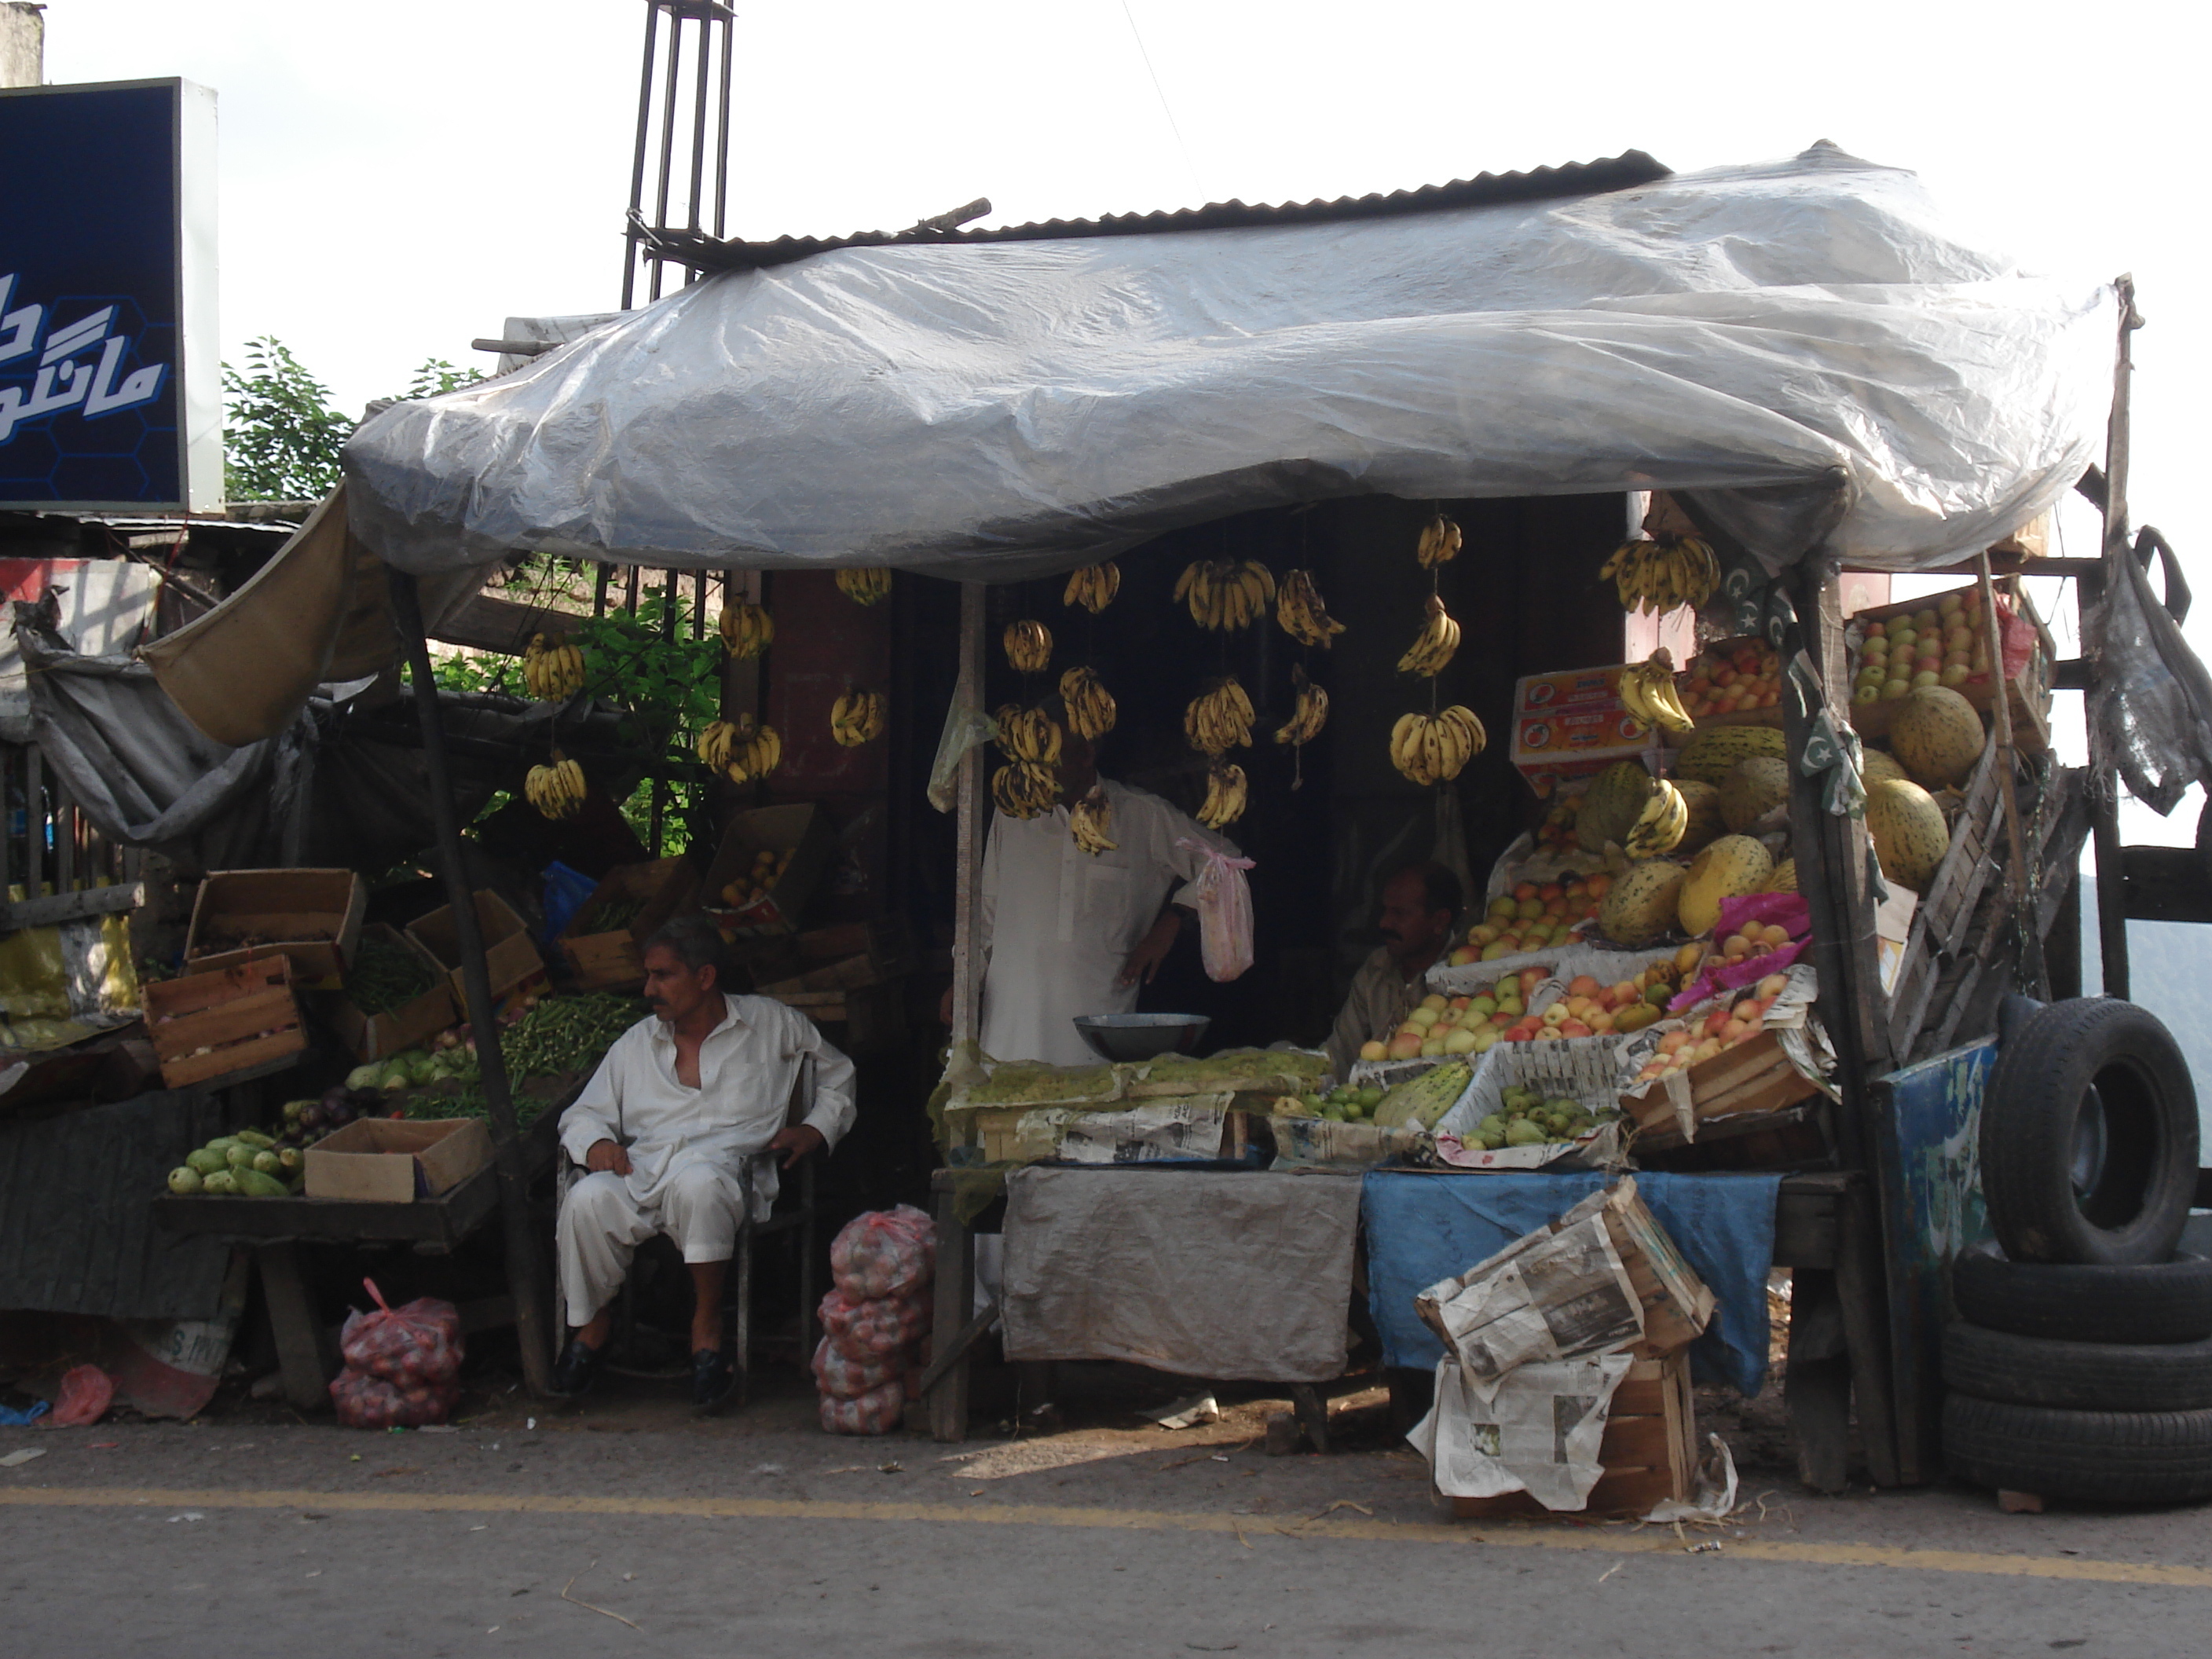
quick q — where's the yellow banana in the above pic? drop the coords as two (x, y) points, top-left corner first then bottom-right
(830, 690), (885, 747)
(1274, 665), (1329, 746)
(834, 568), (893, 606)
(1003, 620), (1053, 674)
(1198, 763), (1248, 829)
(1059, 667), (1117, 741)
(991, 762), (1057, 819)
(717, 602), (774, 659)
(1397, 593), (1461, 677)
(1276, 569), (1346, 649)
(1415, 514), (1463, 568)
(1068, 787), (1117, 854)
(695, 721), (739, 769)
(1063, 562), (1122, 614)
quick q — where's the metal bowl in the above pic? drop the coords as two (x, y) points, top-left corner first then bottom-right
(1071, 1013), (1211, 1063)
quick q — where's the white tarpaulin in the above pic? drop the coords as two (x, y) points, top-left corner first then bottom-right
(343, 144), (2110, 583)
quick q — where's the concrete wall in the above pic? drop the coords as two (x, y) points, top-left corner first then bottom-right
(0, 2), (42, 89)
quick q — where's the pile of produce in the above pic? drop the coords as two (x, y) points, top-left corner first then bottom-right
(1462, 1087), (1619, 1152)
(346, 935), (441, 1016)
(372, 993), (641, 1129)
(1138, 1048), (1328, 1091)
(1273, 1082), (1386, 1122)
(1850, 590), (1991, 704)
(1677, 639), (1782, 720)
(815, 1207), (933, 1435)
(1452, 875), (1608, 963)
(331, 1284), (463, 1429)
(961, 1062), (1117, 1105)
(717, 846), (793, 908)
(1631, 972), (1793, 1088)
(168, 1128), (302, 1197)
(1372, 1059), (1474, 1128)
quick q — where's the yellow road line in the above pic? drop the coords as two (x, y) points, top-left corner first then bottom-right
(5, 1485), (2207, 1588)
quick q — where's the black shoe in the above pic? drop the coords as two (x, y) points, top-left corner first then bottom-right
(691, 1346), (738, 1414)
(552, 1337), (603, 1397)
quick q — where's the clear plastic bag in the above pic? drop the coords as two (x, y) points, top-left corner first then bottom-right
(339, 1279), (463, 1386)
(1176, 837), (1256, 983)
(811, 1335), (900, 1401)
(819, 1378), (906, 1436)
(819, 1287), (929, 1363)
(829, 1204), (936, 1302)
(330, 1369), (460, 1430)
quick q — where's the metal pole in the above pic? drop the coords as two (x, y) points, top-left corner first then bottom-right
(712, 8), (732, 240)
(388, 568), (556, 1397)
(621, 1), (660, 310)
(650, 9), (683, 302)
(949, 582), (988, 1047)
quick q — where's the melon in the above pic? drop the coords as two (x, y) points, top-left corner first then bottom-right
(1577, 760), (1657, 854)
(1678, 835), (1775, 937)
(1675, 724), (1787, 787)
(1764, 859), (1799, 894)
(1859, 748), (1907, 788)
(1867, 778), (1950, 892)
(1719, 756), (1792, 832)
(1889, 686), (1983, 789)
(1598, 859), (1686, 948)
(1672, 778), (1727, 854)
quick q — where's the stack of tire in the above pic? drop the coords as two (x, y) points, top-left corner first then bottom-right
(1944, 998), (2212, 1505)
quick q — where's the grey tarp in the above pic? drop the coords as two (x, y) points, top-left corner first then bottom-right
(342, 144), (2110, 584)
(1000, 1166), (1364, 1382)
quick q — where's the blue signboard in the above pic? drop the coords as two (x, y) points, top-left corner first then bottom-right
(0, 79), (219, 512)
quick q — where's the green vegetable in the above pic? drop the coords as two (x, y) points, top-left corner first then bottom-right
(1505, 1119), (1547, 1147)
(201, 1170), (239, 1195)
(405, 1051), (439, 1086)
(346, 1063), (385, 1090)
(167, 1166), (203, 1195)
(233, 1130), (276, 1150)
(225, 1143), (260, 1170)
(185, 1148), (228, 1177)
(204, 1136), (240, 1154)
(380, 1064), (413, 1091)
(251, 1149), (282, 1176)
(233, 1168), (287, 1198)
(347, 934), (440, 1016)
(276, 1147), (303, 1174)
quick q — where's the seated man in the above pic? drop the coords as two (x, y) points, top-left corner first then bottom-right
(552, 914), (855, 1412)
(1324, 862), (1463, 1078)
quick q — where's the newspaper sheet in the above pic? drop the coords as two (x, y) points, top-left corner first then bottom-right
(1407, 1352), (1634, 1509)
(1014, 1095), (1229, 1164)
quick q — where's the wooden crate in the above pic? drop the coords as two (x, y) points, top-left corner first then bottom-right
(558, 857), (698, 991)
(1450, 1352), (1697, 1519)
(324, 923), (457, 1062)
(1637, 1100), (1831, 1172)
(1885, 727), (2005, 1061)
(1621, 1029), (1824, 1145)
(408, 890), (546, 1009)
(145, 956), (309, 1090)
(185, 869), (365, 987)
(699, 804), (837, 936)
(1843, 580), (2054, 754)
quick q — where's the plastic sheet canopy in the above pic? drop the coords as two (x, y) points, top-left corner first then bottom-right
(344, 144), (2111, 584)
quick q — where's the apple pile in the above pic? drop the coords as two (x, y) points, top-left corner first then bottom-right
(1362, 969), (1549, 1062)
(1535, 794), (1581, 852)
(1632, 972), (1791, 1086)
(1450, 877), (1611, 965)
(1680, 639), (1782, 720)
(1852, 591), (1990, 705)
(1719, 917), (1795, 965)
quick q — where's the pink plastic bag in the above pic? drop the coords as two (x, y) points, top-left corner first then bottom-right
(339, 1279), (463, 1386)
(1176, 837), (1256, 983)
(830, 1205), (936, 1302)
(1671, 892), (1812, 1012)
(819, 1287), (929, 1363)
(819, 1378), (905, 1435)
(46, 1364), (115, 1428)
(329, 1369), (460, 1430)
(811, 1336), (903, 1401)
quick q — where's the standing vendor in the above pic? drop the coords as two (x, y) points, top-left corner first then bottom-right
(1325, 862), (1463, 1077)
(944, 701), (1240, 1066)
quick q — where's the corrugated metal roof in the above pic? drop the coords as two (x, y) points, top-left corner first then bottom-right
(639, 150), (1670, 276)
(0, 1090), (233, 1320)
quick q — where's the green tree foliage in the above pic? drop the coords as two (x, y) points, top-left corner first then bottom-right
(221, 338), (485, 503)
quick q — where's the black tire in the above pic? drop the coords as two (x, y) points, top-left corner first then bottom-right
(1943, 1391), (2212, 1504)
(1950, 1240), (2212, 1343)
(1979, 998), (2199, 1265)
(1943, 1319), (2212, 1411)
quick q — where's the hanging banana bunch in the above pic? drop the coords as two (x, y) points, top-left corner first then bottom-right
(1183, 676), (1256, 756)
(830, 689), (886, 747)
(1276, 569), (1346, 649)
(834, 568), (893, 606)
(1063, 562), (1122, 614)
(1058, 666), (1117, 742)
(1415, 513), (1463, 569)
(695, 720), (740, 770)
(522, 632), (586, 701)
(717, 602), (774, 660)
(998, 705), (1064, 767)
(1069, 786), (1117, 854)
(1197, 762), (1249, 830)
(991, 762), (1059, 819)
(719, 716), (783, 783)
(1003, 619), (1053, 674)
(524, 752), (587, 819)
(1388, 706), (1485, 787)
(1616, 650), (1694, 734)
(1173, 559), (1275, 631)
(1274, 665), (1328, 747)
(1598, 533), (1720, 615)
(1621, 778), (1690, 858)
(1397, 593), (1461, 677)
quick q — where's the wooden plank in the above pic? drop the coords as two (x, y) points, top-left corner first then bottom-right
(928, 1184), (977, 1442)
(1772, 1190), (1838, 1269)
(1785, 1268), (1851, 1493)
(948, 581), (987, 1049)
(0, 881), (145, 932)
(148, 986), (300, 1060)
(159, 1027), (308, 1090)
(258, 1240), (334, 1412)
(151, 1157), (504, 1250)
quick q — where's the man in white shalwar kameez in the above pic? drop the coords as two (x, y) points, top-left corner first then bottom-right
(552, 916), (855, 1410)
(952, 710), (1239, 1066)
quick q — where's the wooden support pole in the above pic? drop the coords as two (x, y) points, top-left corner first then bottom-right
(388, 567), (556, 1398)
(948, 581), (988, 1049)
(2091, 276), (2143, 998)
(1977, 553), (2042, 996)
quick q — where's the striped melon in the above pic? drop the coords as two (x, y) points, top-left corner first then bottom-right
(1764, 859), (1799, 894)
(1890, 687), (1984, 789)
(1867, 778), (1950, 892)
(1577, 760), (1657, 854)
(1719, 756), (1792, 832)
(1675, 724), (1787, 787)
(1678, 835), (1774, 936)
(1673, 778), (1727, 854)
(1598, 859), (1686, 948)
(1860, 748), (1908, 788)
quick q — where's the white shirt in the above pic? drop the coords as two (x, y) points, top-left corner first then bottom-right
(558, 993), (857, 1218)
(978, 777), (1237, 1066)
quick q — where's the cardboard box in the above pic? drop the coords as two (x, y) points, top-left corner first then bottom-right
(304, 1117), (494, 1203)
(1509, 666), (1664, 797)
(324, 924), (458, 1062)
(145, 955), (309, 1090)
(699, 804), (837, 936)
(185, 869), (366, 988)
(1448, 1351), (1695, 1519)
(407, 890), (546, 1009)
(558, 857), (698, 991)
(1623, 1028), (1825, 1149)
(1874, 884), (1920, 998)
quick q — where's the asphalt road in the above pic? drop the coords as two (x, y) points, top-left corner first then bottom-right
(5, 1387), (2208, 1657)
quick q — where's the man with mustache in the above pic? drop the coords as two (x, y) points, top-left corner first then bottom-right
(551, 914), (855, 1412)
(1324, 862), (1463, 1079)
